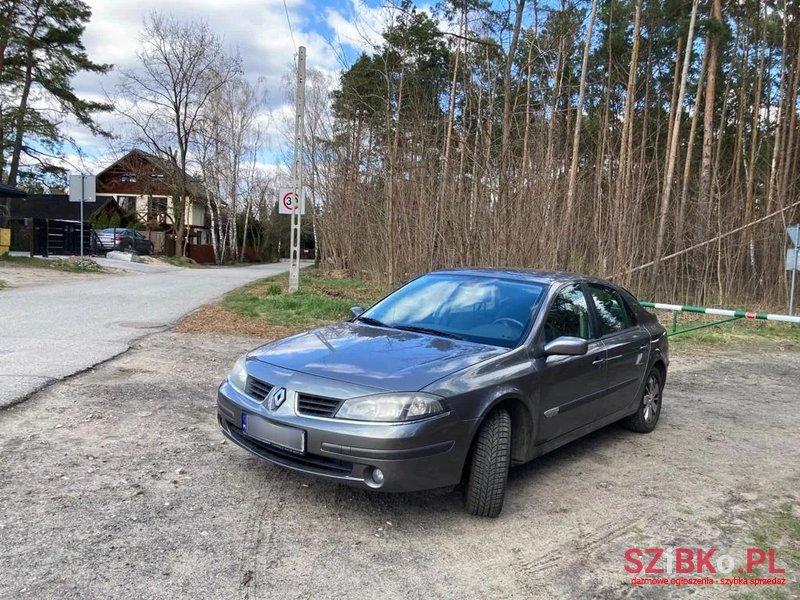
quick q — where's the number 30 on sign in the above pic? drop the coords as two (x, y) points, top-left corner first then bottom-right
(278, 188), (306, 215)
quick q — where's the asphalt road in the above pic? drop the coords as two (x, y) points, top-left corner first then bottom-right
(0, 261), (290, 408)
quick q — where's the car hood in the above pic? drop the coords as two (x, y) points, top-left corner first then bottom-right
(249, 321), (507, 391)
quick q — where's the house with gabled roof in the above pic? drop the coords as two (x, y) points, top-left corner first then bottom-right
(94, 149), (211, 243)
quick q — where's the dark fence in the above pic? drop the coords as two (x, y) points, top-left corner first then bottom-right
(32, 219), (91, 257)
(188, 244), (258, 264)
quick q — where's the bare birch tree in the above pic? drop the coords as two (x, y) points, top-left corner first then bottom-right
(116, 13), (241, 256)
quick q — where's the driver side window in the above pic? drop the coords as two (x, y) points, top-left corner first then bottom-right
(544, 284), (591, 343)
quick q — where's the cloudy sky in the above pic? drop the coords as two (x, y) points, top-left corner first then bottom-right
(66, 0), (395, 173)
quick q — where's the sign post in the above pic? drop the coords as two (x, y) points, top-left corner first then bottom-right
(788, 224), (800, 315)
(288, 46), (306, 293)
(69, 174), (95, 269)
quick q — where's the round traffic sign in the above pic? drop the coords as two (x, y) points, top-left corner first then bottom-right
(282, 191), (298, 211)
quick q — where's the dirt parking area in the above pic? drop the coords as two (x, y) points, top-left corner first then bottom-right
(1, 332), (798, 599)
(0, 258), (118, 289)
(0, 266), (105, 288)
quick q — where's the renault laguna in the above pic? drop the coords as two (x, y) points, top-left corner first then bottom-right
(217, 269), (668, 517)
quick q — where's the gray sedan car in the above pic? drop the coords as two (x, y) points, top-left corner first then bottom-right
(217, 269), (668, 517)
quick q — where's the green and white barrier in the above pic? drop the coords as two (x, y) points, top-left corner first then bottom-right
(640, 301), (800, 324)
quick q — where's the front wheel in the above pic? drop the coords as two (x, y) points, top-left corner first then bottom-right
(464, 408), (511, 518)
(623, 369), (663, 433)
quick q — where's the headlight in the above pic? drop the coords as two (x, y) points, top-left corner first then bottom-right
(336, 393), (446, 422)
(228, 354), (248, 393)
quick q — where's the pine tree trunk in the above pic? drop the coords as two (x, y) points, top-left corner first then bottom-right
(652, 0), (699, 284)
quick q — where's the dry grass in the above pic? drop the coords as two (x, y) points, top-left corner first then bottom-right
(174, 304), (298, 339)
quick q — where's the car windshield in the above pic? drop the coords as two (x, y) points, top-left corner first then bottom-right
(359, 273), (546, 349)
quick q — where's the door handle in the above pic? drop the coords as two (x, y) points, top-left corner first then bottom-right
(592, 355), (605, 365)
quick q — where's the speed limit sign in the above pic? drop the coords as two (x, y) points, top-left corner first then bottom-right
(278, 188), (305, 215)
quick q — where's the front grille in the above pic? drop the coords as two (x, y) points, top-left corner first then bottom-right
(297, 393), (342, 418)
(245, 376), (272, 402)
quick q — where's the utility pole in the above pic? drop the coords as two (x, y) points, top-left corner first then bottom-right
(289, 46), (306, 293)
(80, 175), (85, 269)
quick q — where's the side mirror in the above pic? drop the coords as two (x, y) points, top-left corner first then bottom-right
(543, 336), (588, 357)
(349, 306), (364, 318)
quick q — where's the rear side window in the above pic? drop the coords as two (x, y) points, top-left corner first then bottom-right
(544, 284), (592, 342)
(587, 284), (630, 336)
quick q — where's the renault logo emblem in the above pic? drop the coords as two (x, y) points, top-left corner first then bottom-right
(268, 387), (287, 411)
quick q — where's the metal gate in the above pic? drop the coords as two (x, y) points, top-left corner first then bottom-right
(31, 219), (91, 257)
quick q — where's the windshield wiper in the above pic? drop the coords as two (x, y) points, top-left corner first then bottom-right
(357, 316), (390, 328)
(393, 324), (466, 341)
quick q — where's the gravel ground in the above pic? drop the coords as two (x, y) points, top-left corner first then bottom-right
(0, 332), (798, 599)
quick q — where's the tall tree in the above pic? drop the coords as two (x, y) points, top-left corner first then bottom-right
(653, 0), (698, 279)
(562, 0), (597, 260)
(117, 13), (241, 256)
(1, 0), (111, 187)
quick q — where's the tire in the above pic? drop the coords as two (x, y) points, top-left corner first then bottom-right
(623, 368), (663, 433)
(148, 243), (154, 256)
(464, 408), (511, 518)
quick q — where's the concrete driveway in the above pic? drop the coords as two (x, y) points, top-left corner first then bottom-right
(0, 261), (290, 408)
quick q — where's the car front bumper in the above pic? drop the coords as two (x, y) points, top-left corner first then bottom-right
(217, 381), (475, 492)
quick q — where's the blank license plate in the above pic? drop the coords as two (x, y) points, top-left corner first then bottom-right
(241, 413), (305, 454)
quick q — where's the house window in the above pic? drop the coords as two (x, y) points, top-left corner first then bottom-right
(148, 196), (168, 214)
(119, 173), (137, 183)
(117, 196), (137, 211)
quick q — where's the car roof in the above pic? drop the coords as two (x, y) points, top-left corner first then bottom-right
(429, 267), (614, 287)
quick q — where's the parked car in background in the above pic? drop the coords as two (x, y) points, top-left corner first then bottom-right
(217, 269), (669, 517)
(94, 228), (154, 255)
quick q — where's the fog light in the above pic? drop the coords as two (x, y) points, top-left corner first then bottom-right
(370, 467), (385, 487)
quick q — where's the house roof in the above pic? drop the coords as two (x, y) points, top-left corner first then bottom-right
(0, 182), (28, 198)
(96, 149), (206, 199)
(7, 194), (121, 221)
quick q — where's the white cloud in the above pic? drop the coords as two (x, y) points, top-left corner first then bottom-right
(41, 0), (408, 177)
(325, 0), (389, 54)
(12, 0), (461, 186)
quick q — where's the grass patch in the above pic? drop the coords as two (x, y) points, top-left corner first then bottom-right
(187, 267), (800, 348)
(220, 268), (387, 330)
(0, 279), (7, 289)
(750, 503), (800, 572)
(0, 254), (108, 273)
(665, 321), (800, 352)
(731, 503), (800, 598)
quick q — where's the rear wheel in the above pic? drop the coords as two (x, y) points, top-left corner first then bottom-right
(623, 369), (662, 433)
(464, 408), (511, 518)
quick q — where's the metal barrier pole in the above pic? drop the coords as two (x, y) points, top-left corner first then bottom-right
(640, 301), (800, 335)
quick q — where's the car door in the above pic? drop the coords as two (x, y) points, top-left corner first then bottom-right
(586, 283), (650, 416)
(535, 283), (608, 443)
